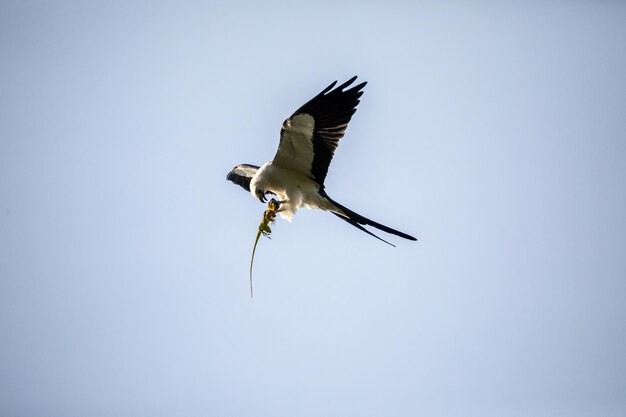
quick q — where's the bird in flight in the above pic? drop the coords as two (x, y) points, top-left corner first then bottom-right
(226, 76), (416, 246)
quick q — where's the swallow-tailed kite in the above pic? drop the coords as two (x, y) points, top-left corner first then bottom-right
(227, 76), (416, 246)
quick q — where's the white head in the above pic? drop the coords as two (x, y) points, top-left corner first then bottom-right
(249, 164), (271, 203)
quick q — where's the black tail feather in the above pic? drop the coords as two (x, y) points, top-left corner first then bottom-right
(329, 212), (396, 247)
(320, 191), (417, 244)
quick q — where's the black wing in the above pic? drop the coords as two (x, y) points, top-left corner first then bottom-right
(272, 76), (366, 186)
(226, 164), (259, 192)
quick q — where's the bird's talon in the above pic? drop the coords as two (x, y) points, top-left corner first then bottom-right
(268, 198), (287, 212)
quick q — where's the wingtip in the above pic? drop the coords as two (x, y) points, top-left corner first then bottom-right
(337, 76), (360, 91)
(321, 80), (338, 95)
(318, 76), (367, 97)
(227, 163), (259, 191)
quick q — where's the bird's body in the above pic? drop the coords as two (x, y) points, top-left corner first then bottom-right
(250, 161), (334, 221)
(227, 76), (416, 245)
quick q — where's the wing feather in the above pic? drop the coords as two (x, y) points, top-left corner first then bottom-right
(272, 76), (367, 185)
(226, 164), (259, 192)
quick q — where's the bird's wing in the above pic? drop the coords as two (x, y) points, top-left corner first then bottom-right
(272, 76), (367, 186)
(226, 164), (259, 192)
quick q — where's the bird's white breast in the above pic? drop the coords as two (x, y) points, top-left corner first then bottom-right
(251, 162), (330, 221)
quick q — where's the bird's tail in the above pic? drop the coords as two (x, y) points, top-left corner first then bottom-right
(320, 190), (417, 247)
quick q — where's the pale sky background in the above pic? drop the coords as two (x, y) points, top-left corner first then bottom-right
(1, 1), (625, 416)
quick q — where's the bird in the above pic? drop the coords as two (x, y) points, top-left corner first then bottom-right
(226, 76), (416, 246)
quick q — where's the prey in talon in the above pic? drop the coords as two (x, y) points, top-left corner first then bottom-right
(248, 198), (281, 298)
(258, 199), (281, 237)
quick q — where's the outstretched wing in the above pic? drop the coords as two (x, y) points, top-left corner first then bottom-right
(226, 164), (259, 192)
(272, 76), (366, 186)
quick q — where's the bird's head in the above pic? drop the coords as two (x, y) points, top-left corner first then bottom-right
(248, 163), (275, 204)
(253, 186), (268, 203)
(250, 179), (267, 203)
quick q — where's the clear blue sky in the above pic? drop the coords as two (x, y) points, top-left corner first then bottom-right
(1, 1), (625, 416)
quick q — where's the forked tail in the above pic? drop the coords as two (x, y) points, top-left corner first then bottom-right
(320, 190), (417, 246)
